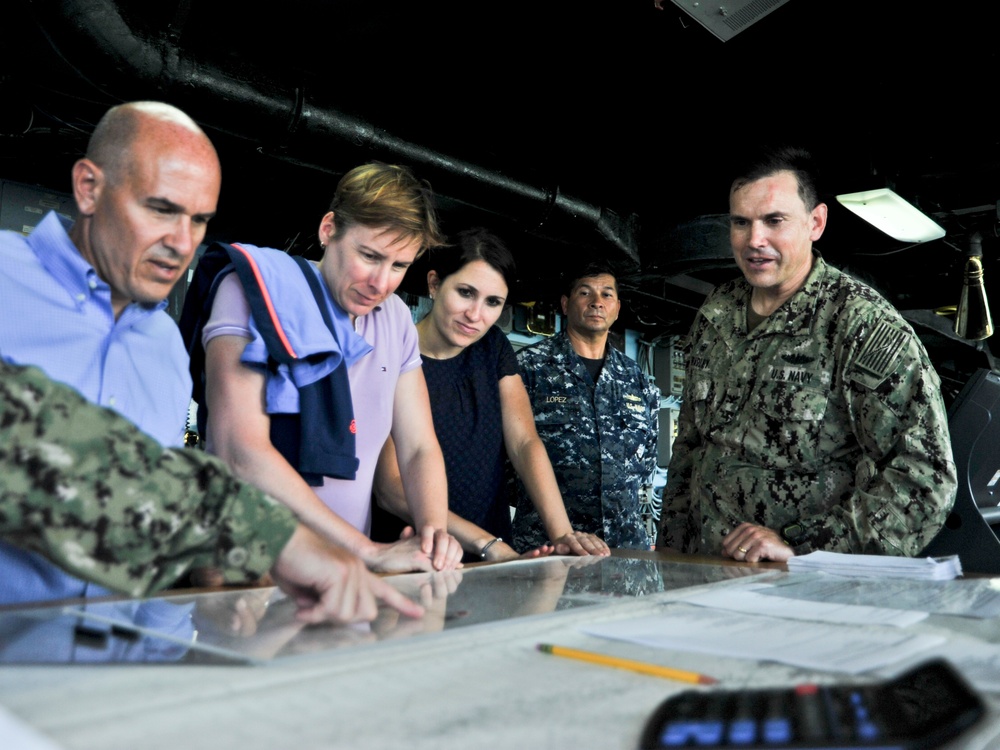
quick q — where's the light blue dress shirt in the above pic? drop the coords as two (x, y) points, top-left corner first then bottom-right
(0, 211), (192, 604)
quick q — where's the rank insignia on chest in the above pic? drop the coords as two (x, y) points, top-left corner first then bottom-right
(781, 352), (815, 366)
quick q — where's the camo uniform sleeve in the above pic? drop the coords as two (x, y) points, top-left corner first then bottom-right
(787, 313), (957, 556)
(0, 361), (297, 597)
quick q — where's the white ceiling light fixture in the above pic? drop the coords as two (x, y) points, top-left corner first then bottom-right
(836, 188), (946, 244)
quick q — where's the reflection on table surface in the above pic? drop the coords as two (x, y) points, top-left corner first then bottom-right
(0, 555), (769, 665)
(0, 597), (240, 664)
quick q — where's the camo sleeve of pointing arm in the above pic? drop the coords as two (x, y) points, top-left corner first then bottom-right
(0, 361), (298, 597)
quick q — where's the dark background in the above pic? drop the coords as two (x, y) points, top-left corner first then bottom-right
(3, 0), (999, 394)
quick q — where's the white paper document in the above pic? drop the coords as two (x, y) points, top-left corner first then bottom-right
(786, 551), (962, 580)
(757, 573), (1000, 619)
(581, 604), (946, 673)
(666, 582), (928, 627)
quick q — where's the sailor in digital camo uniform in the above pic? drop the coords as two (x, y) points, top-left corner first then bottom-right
(660, 146), (956, 563)
(513, 262), (660, 551)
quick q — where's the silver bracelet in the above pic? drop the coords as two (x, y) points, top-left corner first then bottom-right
(479, 537), (502, 559)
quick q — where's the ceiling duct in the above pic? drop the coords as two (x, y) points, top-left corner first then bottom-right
(25, 0), (639, 264)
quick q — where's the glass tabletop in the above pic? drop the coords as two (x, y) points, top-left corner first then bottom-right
(0, 555), (764, 665)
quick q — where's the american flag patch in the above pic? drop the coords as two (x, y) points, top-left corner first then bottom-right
(856, 321), (907, 379)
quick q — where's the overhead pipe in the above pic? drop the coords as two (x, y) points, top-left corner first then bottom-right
(26, 0), (639, 263)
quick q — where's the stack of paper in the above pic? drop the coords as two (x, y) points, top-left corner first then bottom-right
(581, 606), (946, 674)
(786, 550), (962, 580)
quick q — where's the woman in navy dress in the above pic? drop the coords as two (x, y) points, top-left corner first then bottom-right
(374, 229), (609, 562)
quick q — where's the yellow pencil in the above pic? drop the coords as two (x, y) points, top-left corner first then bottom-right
(536, 643), (718, 685)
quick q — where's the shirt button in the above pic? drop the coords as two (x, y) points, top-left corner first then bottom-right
(88, 279), (98, 290)
(108, 396), (116, 407)
(226, 547), (249, 567)
(76, 293), (86, 302)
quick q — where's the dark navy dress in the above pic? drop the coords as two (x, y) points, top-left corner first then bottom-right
(424, 326), (519, 544)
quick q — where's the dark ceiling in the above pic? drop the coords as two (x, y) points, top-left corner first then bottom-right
(4, 0), (1000, 376)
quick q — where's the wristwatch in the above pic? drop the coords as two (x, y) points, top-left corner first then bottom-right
(781, 523), (806, 547)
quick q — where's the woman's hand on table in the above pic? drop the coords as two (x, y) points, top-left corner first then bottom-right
(550, 531), (610, 557)
(480, 540), (557, 562)
(399, 524), (464, 571)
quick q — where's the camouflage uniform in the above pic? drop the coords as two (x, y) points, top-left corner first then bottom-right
(661, 254), (956, 557)
(513, 332), (660, 550)
(0, 360), (296, 598)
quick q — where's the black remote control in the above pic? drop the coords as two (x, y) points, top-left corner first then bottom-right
(639, 658), (984, 749)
